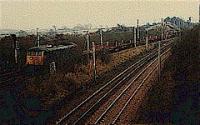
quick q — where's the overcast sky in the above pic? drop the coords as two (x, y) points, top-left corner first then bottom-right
(0, 0), (199, 30)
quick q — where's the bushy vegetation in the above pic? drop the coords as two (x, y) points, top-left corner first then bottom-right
(0, 30), (136, 71)
(171, 25), (200, 78)
(137, 25), (200, 124)
(98, 49), (111, 64)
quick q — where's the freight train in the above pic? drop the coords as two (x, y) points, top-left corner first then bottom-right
(25, 32), (175, 74)
(26, 43), (77, 74)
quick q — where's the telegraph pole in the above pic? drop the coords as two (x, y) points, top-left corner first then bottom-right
(36, 28), (40, 47)
(137, 19), (140, 42)
(132, 27), (134, 45)
(158, 18), (164, 81)
(86, 31), (90, 63)
(134, 27), (137, 47)
(132, 27), (134, 42)
(198, 4), (200, 69)
(11, 34), (18, 64)
(199, 4), (200, 23)
(15, 40), (19, 64)
(92, 42), (97, 83)
(158, 41), (161, 81)
(161, 18), (163, 40)
(100, 29), (103, 47)
(146, 30), (148, 50)
(53, 25), (57, 38)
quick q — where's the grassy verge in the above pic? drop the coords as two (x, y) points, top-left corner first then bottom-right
(136, 25), (200, 124)
(22, 45), (153, 108)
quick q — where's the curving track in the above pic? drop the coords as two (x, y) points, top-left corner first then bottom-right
(0, 69), (30, 89)
(56, 40), (173, 125)
(88, 48), (171, 125)
(112, 48), (171, 125)
(0, 70), (21, 87)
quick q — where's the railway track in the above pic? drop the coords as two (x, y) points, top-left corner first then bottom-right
(0, 69), (29, 88)
(0, 70), (21, 83)
(112, 48), (171, 125)
(87, 48), (171, 125)
(56, 40), (173, 125)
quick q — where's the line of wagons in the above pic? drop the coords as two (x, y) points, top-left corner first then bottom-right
(25, 40), (139, 74)
(25, 34), (175, 74)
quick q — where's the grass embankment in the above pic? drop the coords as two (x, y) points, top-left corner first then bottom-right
(23, 45), (153, 107)
(136, 26), (200, 124)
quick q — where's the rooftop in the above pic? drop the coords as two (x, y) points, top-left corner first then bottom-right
(28, 43), (76, 52)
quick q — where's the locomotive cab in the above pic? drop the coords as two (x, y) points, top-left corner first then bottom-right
(26, 48), (45, 65)
(25, 43), (77, 74)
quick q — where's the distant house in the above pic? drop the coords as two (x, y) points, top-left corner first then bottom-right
(0, 34), (10, 38)
(17, 30), (28, 37)
(164, 17), (194, 29)
(108, 24), (132, 33)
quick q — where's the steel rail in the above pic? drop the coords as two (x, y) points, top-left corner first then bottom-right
(0, 74), (23, 84)
(72, 55), (152, 125)
(56, 50), (155, 124)
(111, 48), (171, 124)
(56, 41), (172, 125)
(94, 52), (158, 124)
(0, 70), (21, 77)
(73, 45), (171, 124)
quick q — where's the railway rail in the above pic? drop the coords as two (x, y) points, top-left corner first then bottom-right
(112, 48), (170, 125)
(56, 40), (173, 125)
(0, 39), (174, 124)
(88, 48), (171, 125)
(0, 69), (30, 89)
(0, 70), (21, 84)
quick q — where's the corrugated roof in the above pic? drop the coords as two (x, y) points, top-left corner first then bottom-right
(146, 22), (180, 31)
(28, 43), (76, 52)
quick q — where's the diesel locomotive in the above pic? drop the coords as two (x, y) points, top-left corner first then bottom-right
(26, 43), (77, 73)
